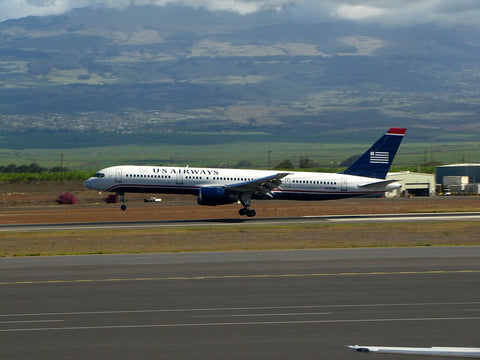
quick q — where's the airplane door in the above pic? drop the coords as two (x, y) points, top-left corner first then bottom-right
(115, 168), (122, 183)
(341, 177), (347, 191)
(176, 169), (183, 184)
(283, 178), (290, 188)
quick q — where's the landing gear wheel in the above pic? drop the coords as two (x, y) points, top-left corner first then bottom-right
(118, 192), (126, 211)
(238, 193), (254, 217)
(246, 209), (256, 217)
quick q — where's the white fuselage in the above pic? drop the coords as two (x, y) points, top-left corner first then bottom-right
(85, 127), (406, 216)
(85, 165), (400, 201)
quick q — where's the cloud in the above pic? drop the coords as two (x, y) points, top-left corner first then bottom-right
(288, 0), (480, 27)
(1, 0), (480, 26)
(0, 0), (267, 21)
(335, 4), (386, 20)
(0, 0), (92, 20)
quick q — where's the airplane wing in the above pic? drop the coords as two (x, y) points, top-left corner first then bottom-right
(348, 345), (480, 358)
(226, 172), (289, 198)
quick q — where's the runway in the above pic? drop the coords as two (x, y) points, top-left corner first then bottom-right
(2, 211), (480, 232)
(2, 247), (480, 359)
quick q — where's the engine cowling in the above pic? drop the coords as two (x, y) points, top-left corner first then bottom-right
(197, 187), (238, 206)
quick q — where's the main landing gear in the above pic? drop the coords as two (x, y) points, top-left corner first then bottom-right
(238, 192), (256, 217)
(239, 207), (256, 217)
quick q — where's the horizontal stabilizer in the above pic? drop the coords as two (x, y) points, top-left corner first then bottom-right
(358, 179), (400, 189)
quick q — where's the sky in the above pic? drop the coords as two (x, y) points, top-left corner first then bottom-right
(1, 0), (480, 26)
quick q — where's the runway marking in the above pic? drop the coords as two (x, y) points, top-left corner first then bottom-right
(194, 312), (333, 318)
(2, 317), (480, 333)
(0, 320), (63, 324)
(2, 302), (479, 318)
(2, 212), (480, 232)
(1, 269), (479, 285)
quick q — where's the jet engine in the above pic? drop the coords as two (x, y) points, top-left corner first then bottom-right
(197, 187), (238, 206)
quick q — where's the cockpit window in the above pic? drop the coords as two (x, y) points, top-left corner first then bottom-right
(93, 172), (105, 178)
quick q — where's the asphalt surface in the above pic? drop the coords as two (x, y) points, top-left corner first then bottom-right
(1, 211), (480, 232)
(2, 248), (480, 360)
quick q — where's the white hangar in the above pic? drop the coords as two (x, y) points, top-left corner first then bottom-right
(385, 172), (436, 197)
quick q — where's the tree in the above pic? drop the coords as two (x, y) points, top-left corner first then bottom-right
(235, 160), (253, 168)
(299, 157), (315, 168)
(50, 166), (69, 172)
(274, 159), (294, 170)
(1, 164), (17, 173)
(339, 155), (360, 167)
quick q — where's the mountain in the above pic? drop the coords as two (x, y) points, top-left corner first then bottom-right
(0, 4), (479, 141)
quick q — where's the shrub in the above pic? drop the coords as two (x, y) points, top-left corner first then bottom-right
(56, 193), (78, 204)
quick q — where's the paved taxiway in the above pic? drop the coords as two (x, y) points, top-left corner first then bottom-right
(2, 211), (480, 232)
(2, 247), (480, 359)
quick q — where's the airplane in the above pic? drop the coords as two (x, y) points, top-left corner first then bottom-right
(348, 345), (480, 358)
(84, 127), (406, 217)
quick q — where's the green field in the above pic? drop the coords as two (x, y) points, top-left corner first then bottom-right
(0, 131), (478, 172)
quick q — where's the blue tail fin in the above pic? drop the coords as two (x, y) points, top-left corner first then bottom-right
(341, 128), (406, 179)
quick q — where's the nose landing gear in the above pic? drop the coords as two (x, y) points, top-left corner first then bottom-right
(118, 192), (127, 211)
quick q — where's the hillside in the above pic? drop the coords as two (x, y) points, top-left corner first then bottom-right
(0, 4), (479, 149)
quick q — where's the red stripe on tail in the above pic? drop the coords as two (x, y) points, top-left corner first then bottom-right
(387, 127), (407, 135)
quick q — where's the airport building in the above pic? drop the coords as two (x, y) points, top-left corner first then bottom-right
(386, 172), (436, 197)
(436, 163), (480, 195)
(384, 164), (480, 197)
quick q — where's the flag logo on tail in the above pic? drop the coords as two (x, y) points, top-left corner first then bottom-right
(370, 151), (389, 164)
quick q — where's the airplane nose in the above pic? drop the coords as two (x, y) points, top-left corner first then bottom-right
(84, 177), (97, 190)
